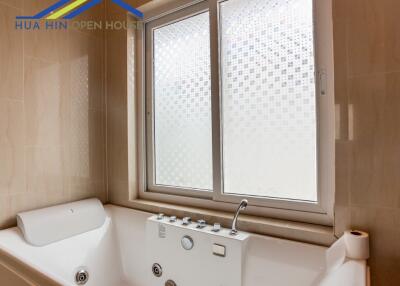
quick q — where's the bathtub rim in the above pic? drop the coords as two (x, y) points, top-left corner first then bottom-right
(0, 247), (61, 286)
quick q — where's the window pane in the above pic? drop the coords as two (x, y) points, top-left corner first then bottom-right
(153, 12), (213, 190)
(220, 0), (317, 201)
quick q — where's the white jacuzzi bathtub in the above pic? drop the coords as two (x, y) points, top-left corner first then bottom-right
(0, 205), (367, 286)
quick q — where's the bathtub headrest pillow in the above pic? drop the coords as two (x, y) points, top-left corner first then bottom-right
(17, 198), (106, 246)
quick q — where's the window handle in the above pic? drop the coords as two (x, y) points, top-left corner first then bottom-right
(319, 69), (327, 96)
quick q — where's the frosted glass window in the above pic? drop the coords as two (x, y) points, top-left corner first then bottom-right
(220, 0), (317, 201)
(153, 12), (213, 190)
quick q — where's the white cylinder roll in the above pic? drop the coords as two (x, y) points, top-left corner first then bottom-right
(343, 230), (369, 260)
(326, 229), (370, 273)
(17, 198), (106, 246)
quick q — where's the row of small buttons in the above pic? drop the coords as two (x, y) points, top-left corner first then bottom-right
(156, 214), (222, 232)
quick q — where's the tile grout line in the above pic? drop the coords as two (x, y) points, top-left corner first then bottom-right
(104, 2), (109, 203)
(347, 70), (400, 79)
(22, 1), (26, 203)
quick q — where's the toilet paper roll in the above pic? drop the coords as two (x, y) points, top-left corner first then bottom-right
(343, 230), (369, 260)
(326, 230), (369, 273)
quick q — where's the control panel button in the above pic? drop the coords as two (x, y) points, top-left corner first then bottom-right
(212, 244), (226, 257)
(169, 216), (177, 223)
(212, 223), (221, 232)
(157, 213), (165, 220)
(182, 217), (192, 225)
(196, 220), (206, 229)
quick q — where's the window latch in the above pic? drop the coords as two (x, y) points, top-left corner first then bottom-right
(319, 69), (327, 96)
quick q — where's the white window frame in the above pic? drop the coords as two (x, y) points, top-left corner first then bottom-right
(135, 0), (335, 225)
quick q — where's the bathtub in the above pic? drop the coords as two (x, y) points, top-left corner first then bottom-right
(0, 205), (367, 286)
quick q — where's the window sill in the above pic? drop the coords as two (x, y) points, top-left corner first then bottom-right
(117, 199), (335, 246)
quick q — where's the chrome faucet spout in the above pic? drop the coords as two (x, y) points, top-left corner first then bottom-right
(230, 199), (248, 235)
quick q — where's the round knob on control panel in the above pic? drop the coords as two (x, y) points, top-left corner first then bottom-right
(169, 216), (177, 223)
(181, 235), (194, 250)
(157, 213), (165, 220)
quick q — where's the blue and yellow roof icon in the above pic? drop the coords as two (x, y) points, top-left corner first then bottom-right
(16, 0), (143, 20)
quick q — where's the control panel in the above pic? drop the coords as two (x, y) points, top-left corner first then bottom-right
(146, 214), (249, 286)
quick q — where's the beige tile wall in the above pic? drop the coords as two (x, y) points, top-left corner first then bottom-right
(333, 0), (400, 285)
(0, 0), (107, 228)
